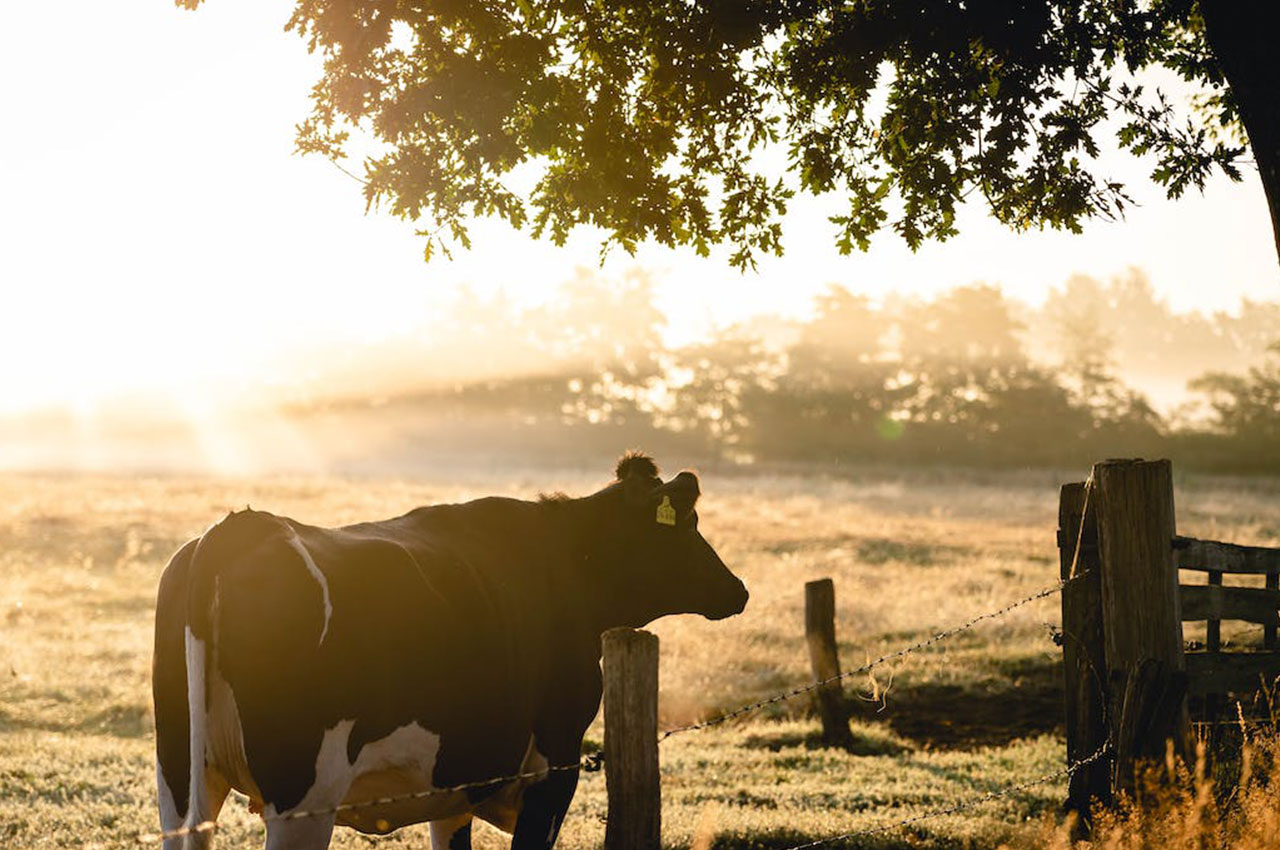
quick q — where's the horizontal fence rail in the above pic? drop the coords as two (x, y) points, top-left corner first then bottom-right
(1180, 584), (1280, 626)
(1174, 536), (1280, 574)
(1185, 652), (1280, 697)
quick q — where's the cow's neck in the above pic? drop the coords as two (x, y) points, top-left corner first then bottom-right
(549, 493), (670, 642)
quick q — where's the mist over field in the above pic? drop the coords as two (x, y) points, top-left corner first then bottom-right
(4, 267), (1276, 478)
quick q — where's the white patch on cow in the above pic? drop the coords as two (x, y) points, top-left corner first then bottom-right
(182, 627), (211, 838)
(349, 719), (443, 778)
(267, 718), (359, 819)
(285, 531), (333, 645)
(156, 762), (182, 836)
(270, 719), (453, 829)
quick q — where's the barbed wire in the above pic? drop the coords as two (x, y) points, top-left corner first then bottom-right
(772, 740), (1112, 850)
(658, 573), (1084, 742)
(138, 753), (603, 844)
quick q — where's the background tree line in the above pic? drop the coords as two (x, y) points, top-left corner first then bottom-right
(297, 270), (1280, 474)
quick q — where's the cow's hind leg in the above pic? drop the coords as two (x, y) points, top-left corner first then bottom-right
(510, 770), (578, 850)
(264, 812), (337, 850)
(159, 771), (228, 850)
(429, 813), (474, 850)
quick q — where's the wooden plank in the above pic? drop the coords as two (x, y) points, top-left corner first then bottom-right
(1267, 573), (1278, 649)
(603, 628), (660, 850)
(1094, 459), (1190, 789)
(1095, 460), (1187, 672)
(1204, 572), (1224, 648)
(1174, 536), (1280, 574)
(1180, 583), (1280, 627)
(1112, 659), (1188, 796)
(804, 579), (854, 749)
(1058, 481), (1110, 818)
(1203, 571), (1223, 729)
(1186, 650), (1280, 696)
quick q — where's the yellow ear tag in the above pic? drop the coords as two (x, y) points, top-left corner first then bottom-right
(656, 495), (677, 526)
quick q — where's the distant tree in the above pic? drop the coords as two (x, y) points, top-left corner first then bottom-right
(767, 286), (902, 458)
(1043, 274), (1118, 408)
(1039, 273), (1161, 429)
(526, 268), (667, 426)
(1189, 342), (1280, 445)
(665, 333), (777, 458)
(183, 1), (1278, 271)
(896, 285), (1028, 430)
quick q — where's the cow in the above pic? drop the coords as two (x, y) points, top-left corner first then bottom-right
(152, 453), (748, 849)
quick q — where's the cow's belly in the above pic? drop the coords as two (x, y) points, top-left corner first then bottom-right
(300, 720), (548, 836)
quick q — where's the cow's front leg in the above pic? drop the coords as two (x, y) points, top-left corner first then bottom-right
(429, 813), (473, 850)
(264, 812), (336, 850)
(510, 769), (578, 850)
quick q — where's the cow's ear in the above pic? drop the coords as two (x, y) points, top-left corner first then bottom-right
(616, 452), (661, 505)
(664, 471), (701, 516)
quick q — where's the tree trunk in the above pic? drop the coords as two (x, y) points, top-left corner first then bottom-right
(1199, 1), (1280, 269)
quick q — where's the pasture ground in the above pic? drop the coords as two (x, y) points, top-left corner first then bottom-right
(1, 463), (1278, 849)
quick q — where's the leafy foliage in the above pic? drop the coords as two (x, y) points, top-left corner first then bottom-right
(182, 0), (1252, 268)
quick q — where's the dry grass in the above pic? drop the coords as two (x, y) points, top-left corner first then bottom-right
(1012, 734), (1280, 850)
(0, 464), (1277, 848)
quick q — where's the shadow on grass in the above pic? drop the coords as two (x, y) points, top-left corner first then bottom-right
(680, 825), (1012, 850)
(739, 726), (911, 757)
(849, 656), (1064, 750)
(764, 534), (974, 566)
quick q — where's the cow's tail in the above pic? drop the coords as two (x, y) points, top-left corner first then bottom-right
(181, 509), (289, 847)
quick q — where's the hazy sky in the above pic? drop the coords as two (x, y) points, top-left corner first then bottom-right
(2, 0), (1278, 413)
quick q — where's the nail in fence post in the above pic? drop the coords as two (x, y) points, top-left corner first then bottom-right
(1094, 458), (1189, 796)
(805, 578), (855, 749)
(603, 627), (660, 850)
(1058, 481), (1110, 822)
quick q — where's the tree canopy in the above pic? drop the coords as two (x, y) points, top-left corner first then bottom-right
(182, 1), (1279, 270)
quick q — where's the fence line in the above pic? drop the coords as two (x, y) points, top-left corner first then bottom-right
(771, 741), (1113, 850)
(139, 573), (1080, 843)
(138, 754), (604, 844)
(658, 573), (1083, 742)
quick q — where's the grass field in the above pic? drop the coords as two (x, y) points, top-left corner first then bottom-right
(1, 463), (1278, 849)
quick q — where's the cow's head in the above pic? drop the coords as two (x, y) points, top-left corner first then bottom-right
(593, 452), (748, 626)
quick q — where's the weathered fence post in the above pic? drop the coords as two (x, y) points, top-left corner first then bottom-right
(1094, 458), (1190, 796)
(603, 627), (660, 850)
(1058, 481), (1110, 822)
(805, 578), (854, 749)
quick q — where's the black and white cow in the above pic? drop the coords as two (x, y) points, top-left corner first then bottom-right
(152, 453), (748, 849)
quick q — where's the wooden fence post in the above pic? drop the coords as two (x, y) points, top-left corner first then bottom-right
(1094, 459), (1190, 796)
(1058, 481), (1110, 822)
(603, 627), (660, 850)
(805, 578), (854, 749)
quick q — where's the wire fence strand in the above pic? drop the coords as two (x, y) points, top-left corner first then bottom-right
(138, 754), (603, 844)
(658, 573), (1084, 742)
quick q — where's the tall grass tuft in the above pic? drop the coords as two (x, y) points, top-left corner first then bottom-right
(1019, 724), (1280, 850)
